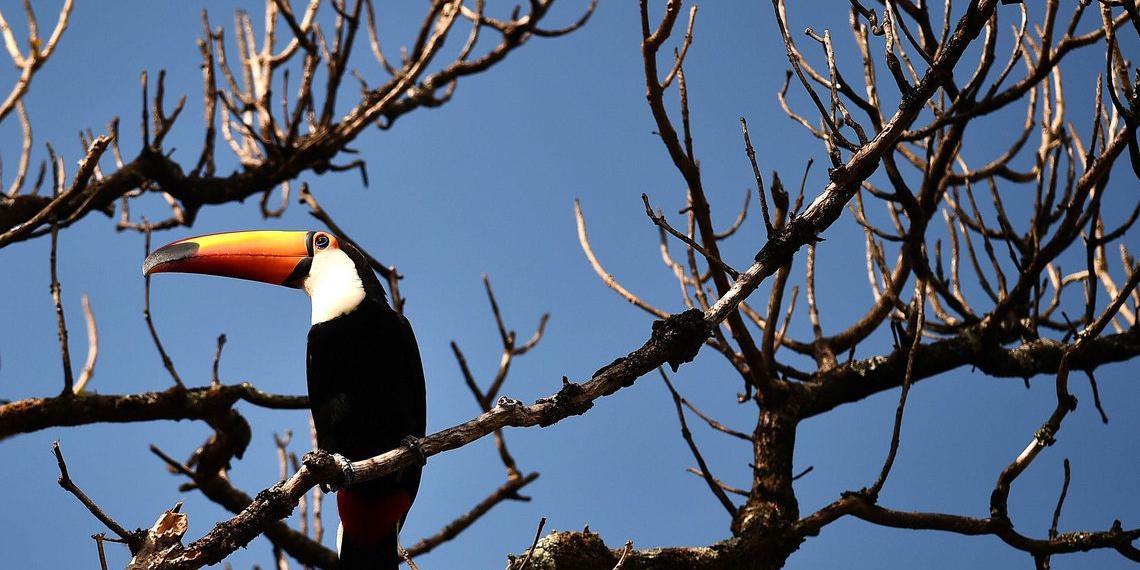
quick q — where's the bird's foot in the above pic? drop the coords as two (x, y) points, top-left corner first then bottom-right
(302, 449), (355, 492)
(401, 435), (427, 466)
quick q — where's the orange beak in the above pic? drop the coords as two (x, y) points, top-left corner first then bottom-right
(143, 230), (314, 288)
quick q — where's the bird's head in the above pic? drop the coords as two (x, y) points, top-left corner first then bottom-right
(143, 230), (385, 324)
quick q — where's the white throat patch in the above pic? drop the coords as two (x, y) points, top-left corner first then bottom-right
(303, 248), (365, 324)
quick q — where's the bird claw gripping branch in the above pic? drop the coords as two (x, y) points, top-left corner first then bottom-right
(401, 436), (427, 466)
(302, 448), (354, 492)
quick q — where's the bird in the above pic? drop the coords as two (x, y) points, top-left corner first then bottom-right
(143, 230), (426, 570)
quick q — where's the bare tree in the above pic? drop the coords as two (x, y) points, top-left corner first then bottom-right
(0, 0), (589, 567)
(1, 0), (1138, 569)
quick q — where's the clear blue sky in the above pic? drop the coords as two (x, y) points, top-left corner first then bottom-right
(1, 1), (1136, 568)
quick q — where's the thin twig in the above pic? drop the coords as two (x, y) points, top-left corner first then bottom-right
(53, 441), (141, 551)
(72, 294), (98, 394)
(397, 537), (421, 570)
(142, 222), (184, 388)
(865, 279), (926, 500)
(575, 199), (669, 318)
(660, 368), (737, 516)
(406, 471), (539, 557)
(661, 5), (697, 89)
(211, 334), (227, 387)
(1049, 458), (1071, 539)
(514, 517), (546, 570)
(49, 218), (74, 395)
(612, 540), (634, 570)
(92, 533), (110, 570)
(685, 467), (749, 496)
(680, 397), (751, 441)
(1082, 370), (1109, 424)
(642, 193), (739, 278)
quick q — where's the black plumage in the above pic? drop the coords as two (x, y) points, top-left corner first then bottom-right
(306, 244), (426, 569)
(141, 231), (426, 568)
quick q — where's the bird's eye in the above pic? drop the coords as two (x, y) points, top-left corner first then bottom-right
(314, 234), (330, 249)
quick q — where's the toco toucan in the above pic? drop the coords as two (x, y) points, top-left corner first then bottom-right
(143, 230), (426, 569)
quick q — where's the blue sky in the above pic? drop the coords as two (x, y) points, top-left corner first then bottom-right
(0, 1), (1137, 568)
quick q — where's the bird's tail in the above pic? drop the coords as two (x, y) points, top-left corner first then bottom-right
(336, 488), (411, 570)
(338, 529), (397, 570)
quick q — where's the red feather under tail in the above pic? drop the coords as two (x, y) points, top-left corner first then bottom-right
(337, 489), (411, 570)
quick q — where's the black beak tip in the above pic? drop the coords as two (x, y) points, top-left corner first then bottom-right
(142, 241), (200, 276)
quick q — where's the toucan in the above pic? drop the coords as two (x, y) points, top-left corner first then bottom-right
(143, 230), (426, 570)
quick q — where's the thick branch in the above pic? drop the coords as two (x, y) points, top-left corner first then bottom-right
(795, 493), (1140, 561)
(506, 530), (751, 569)
(798, 329), (1140, 419)
(0, 384), (306, 440)
(0, 1), (578, 248)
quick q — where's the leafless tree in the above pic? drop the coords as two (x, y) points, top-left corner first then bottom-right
(1, 0), (1138, 568)
(1, 0), (586, 567)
